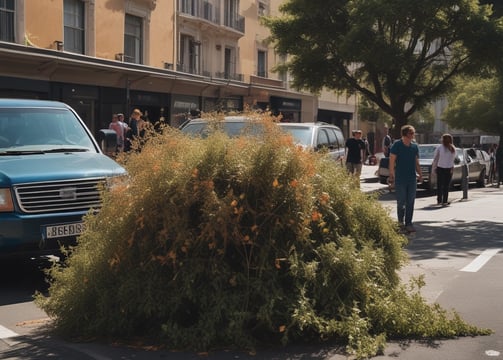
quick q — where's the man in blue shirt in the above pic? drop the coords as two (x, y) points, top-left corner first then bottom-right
(388, 125), (423, 233)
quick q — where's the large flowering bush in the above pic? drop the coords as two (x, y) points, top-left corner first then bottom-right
(36, 112), (489, 359)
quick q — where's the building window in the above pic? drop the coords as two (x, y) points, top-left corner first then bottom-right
(257, 50), (267, 78)
(124, 14), (143, 64)
(64, 0), (85, 54)
(179, 0), (197, 16)
(224, 0), (238, 27)
(224, 47), (236, 79)
(0, 0), (15, 42)
(179, 34), (200, 75)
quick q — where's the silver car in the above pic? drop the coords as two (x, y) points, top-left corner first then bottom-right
(277, 122), (346, 163)
(180, 119), (346, 164)
(179, 116), (265, 137)
(419, 144), (486, 190)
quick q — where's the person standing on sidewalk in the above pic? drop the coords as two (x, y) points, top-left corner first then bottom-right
(388, 125), (423, 233)
(432, 134), (456, 205)
(496, 144), (503, 188)
(345, 130), (366, 181)
(382, 127), (392, 157)
(108, 113), (124, 153)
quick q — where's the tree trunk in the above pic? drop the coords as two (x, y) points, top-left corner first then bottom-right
(391, 117), (408, 140)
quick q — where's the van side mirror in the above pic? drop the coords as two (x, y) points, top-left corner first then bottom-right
(97, 129), (117, 156)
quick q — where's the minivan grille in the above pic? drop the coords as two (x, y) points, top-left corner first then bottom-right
(420, 165), (430, 175)
(14, 178), (106, 214)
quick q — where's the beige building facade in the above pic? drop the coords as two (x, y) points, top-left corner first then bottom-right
(0, 0), (355, 137)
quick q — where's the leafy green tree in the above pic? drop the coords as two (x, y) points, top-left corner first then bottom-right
(358, 96), (390, 123)
(264, 0), (503, 138)
(408, 107), (435, 137)
(481, 0), (503, 17)
(442, 73), (503, 145)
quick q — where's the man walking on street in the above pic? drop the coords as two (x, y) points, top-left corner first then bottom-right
(388, 125), (423, 233)
(345, 130), (366, 182)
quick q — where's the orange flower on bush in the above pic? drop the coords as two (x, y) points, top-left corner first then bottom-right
(272, 178), (279, 187)
(203, 180), (214, 190)
(311, 210), (321, 222)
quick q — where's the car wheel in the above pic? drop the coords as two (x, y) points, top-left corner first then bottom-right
(379, 176), (388, 185)
(476, 169), (486, 188)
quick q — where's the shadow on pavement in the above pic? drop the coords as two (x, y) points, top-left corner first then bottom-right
(404, 219), (503, 262)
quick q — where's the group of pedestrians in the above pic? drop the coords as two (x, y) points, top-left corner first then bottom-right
(108, 108), (147, 153)
(385, 125), (502, 233)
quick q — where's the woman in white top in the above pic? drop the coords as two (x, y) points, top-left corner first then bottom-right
(433, 134), (457, 205)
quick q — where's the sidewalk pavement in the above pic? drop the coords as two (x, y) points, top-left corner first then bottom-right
(360, 164), (389, 194)
(361, 163), (379, 181)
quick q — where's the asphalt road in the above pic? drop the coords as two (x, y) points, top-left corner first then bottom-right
(1, 166), (502, 359)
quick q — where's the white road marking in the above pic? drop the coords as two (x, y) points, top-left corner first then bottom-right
(485, 349), (501, 356)
(460, 249), (501, 273)
(0, 324), (18, 339)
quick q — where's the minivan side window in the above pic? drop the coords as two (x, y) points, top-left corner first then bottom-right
(325, 128), (338, 149)
(317, 129), (330, 149)
(333, 128), (344, 149)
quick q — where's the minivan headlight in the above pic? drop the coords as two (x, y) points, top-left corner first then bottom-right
(0, 188), (14, 212)
(106, 174), (129, 192)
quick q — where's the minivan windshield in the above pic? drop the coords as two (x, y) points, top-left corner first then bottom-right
(0, 108), (96, 152)
(278, 125), (313, 146)
(418, 145), (437, 159)
(180, 119), (265, 138)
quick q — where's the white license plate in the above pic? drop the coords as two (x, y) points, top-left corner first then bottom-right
(45, 222), (85, 239)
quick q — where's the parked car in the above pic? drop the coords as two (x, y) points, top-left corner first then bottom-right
(0, 99), (126, 258)
(277, 122), (346, 162)
(466, 148), (491, 178)
(377, 143), (486, 190)
(179, 116), (266, 138)
(180, 118), (346, 163)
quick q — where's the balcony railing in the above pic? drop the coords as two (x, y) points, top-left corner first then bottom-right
(215, 72), (244, 81)
(176, 63), (202, 76)
(224, 15), (245, 33)
(178, 0), (220, 25)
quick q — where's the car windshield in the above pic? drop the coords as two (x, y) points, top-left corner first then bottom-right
(180, 120), (265, 138)
(418, 145), (437, 159)
(456, 148), (466, 162)
(278, 126), (313, 146)
(0, 108), (95, 152)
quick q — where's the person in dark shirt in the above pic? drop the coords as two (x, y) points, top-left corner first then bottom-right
(496, 144), (503, 188)
(383, 127), (392, 157)
(345, 130), (366, 180)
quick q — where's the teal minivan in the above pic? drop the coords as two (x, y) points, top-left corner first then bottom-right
(0, 99), (126, 258)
